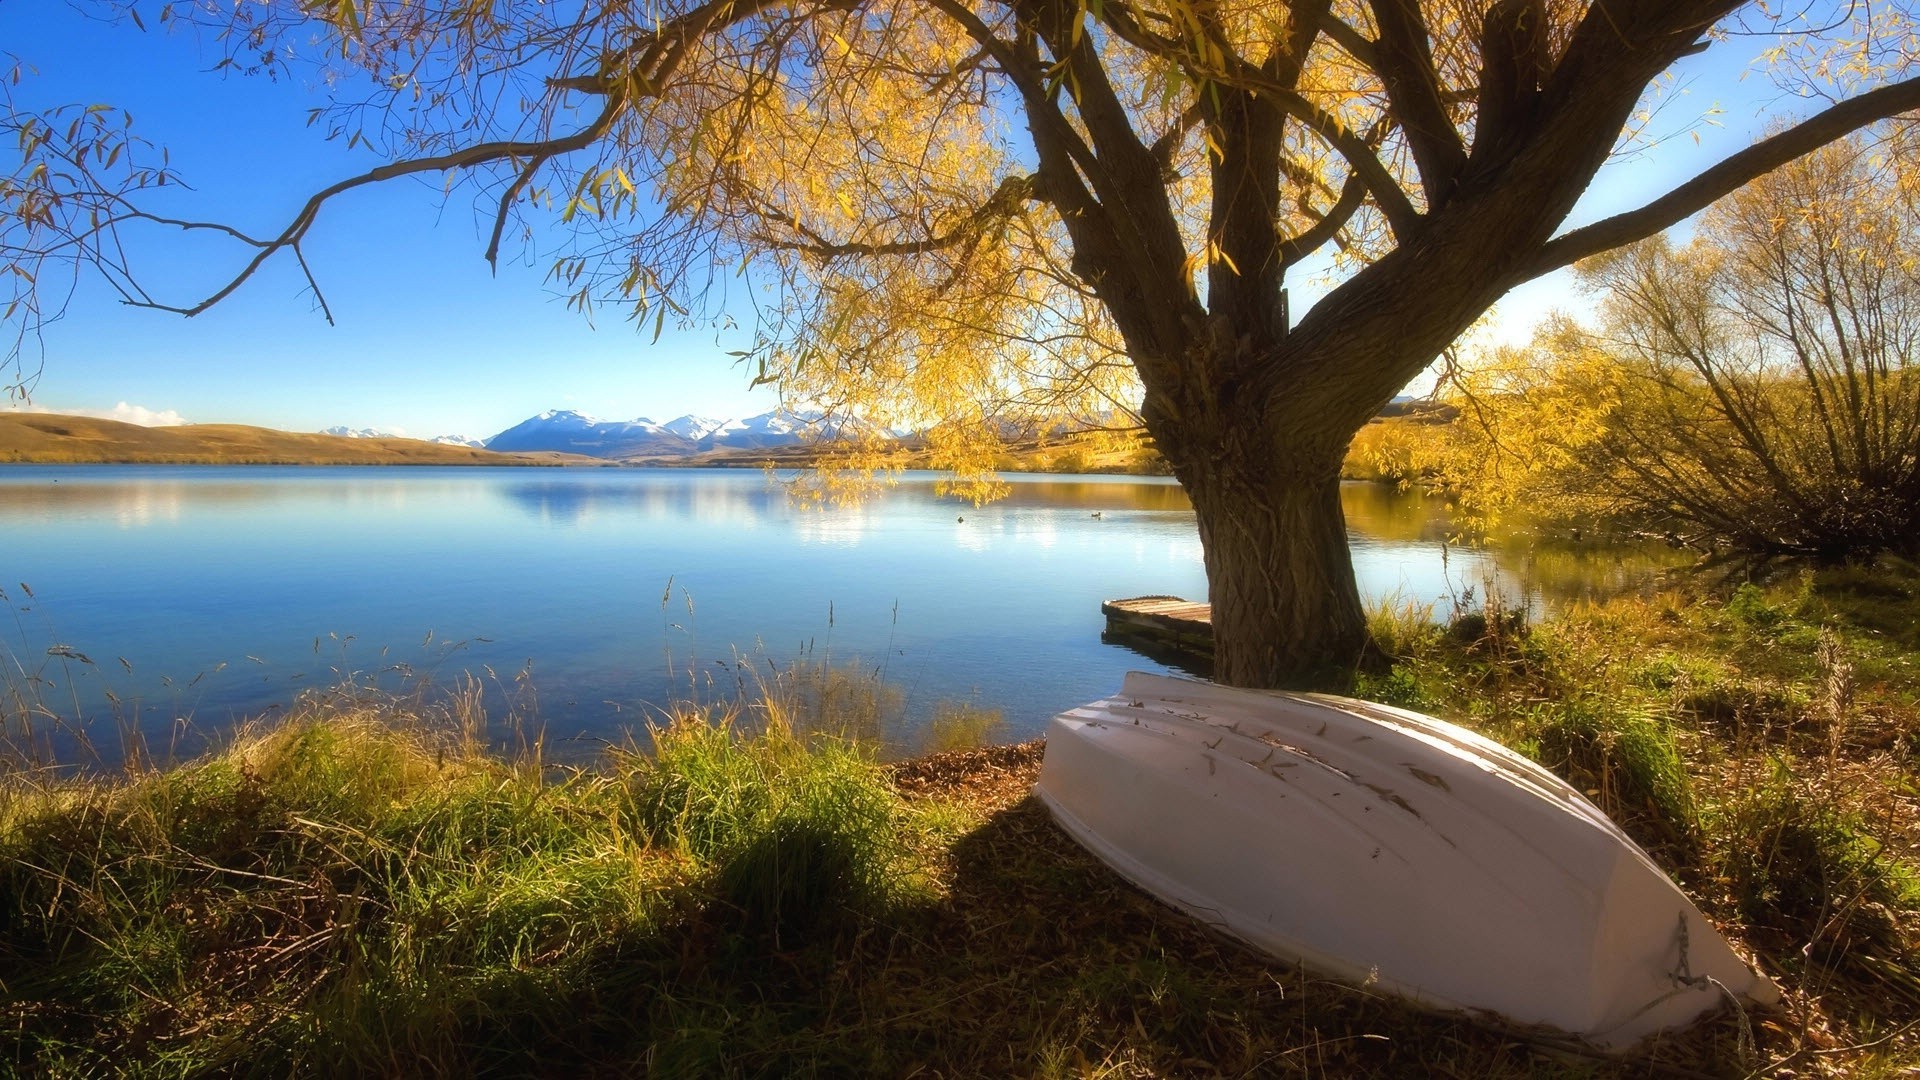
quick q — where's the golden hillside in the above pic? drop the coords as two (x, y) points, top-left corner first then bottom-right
(0, 413), (596, 466)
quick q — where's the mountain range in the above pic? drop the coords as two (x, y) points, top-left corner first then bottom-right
(324, 397), (1427, 461)
(335, 409), (886, 461)
(320, 426), (486, 448)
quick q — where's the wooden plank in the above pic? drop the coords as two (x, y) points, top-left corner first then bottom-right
(1102, 595), (1213, 631)
(1101, 596), (1214, 672)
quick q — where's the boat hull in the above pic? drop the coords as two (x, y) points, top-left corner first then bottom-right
(1034, 672), (1777, 1048)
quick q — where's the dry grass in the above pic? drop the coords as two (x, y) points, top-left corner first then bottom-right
(0, 413), (593, 466)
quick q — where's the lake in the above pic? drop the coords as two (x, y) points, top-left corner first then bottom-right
(0, 466), (1666, 763)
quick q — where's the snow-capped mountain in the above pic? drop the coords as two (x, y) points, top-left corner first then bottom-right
(481, 408), (882, 459)
(660, 414), (727, 440)
(322, 425), (486, 448)
(695, 410), (808, 450)
(484, 410), (693, 457)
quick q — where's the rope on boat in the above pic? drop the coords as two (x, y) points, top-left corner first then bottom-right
(1595, 912), (1758, 1067)
(1670, 913), (1759, 1070)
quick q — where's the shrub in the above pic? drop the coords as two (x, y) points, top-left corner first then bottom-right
(920, 702), (1008, 754)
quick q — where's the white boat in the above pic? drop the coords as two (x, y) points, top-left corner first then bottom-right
(1034, 672), (1778, 1048)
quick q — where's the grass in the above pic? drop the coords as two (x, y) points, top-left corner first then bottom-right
(3, 565), (1918, 1076)
(0, 413), (588, 466)
(1357, 558), (1920, 1071)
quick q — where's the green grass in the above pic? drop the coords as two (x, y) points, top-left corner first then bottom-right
(0, 702), (930, 1075)
(1514, 700), (1701, 859)
(1358, 559), (1920, 1066)
(4, 568), (1920, 1076)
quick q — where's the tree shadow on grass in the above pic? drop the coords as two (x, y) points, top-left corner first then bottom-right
(0, 752), (1796, 1079)
(610, 795), (1764, 1079)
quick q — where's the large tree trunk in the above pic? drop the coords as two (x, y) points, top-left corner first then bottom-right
(1157, 398), (1369, 689)
(1144, 328), (1374, 684)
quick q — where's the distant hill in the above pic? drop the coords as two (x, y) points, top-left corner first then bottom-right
(0, 413), (596, 466)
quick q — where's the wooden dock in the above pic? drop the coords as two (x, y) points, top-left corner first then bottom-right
(1101, 596), (1213, 671)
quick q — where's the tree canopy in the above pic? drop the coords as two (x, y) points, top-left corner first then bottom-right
(7, 0), (1920, 684)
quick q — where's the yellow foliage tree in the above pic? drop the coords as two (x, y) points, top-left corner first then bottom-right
(1567, 136), (1920, 557)
(8, 0), (1920, 684)
(1423, 133), (1920, 558)
(1382, 320), (1626, 534)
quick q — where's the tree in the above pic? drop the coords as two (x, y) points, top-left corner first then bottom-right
(1567, 136), (1920, 559)
(7, 0), (1920, 686)
(1364, 318), (1627, 535)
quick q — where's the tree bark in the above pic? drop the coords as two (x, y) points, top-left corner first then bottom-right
(1156, 396), (1368, 688)
(1144, 340), (1374, 687)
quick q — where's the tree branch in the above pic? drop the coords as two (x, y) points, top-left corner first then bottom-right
(1257, 83), (1420, 239)
(754, 174), (1040, 261)
(135, 97), (625, 318)
(924, 0), (1105, 194)
(1367, 0), (1467, 207)
(1521, 75), (1920, 281)
(1315, 13), (1378, 68)
(1278, 172), (1367, 268)
(485, 153), (552, 270)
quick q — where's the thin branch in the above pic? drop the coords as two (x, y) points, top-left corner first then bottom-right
(290, 243), (336, 326)
(125, 97), (623, 317)
(924, 0), (1104, 191)
(485, 153), (551, 269)
(755, 174), (1040, 261)
(1279, 172), (1367, 267)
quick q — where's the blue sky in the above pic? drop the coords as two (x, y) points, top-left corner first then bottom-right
(2, 0), (1785, 440)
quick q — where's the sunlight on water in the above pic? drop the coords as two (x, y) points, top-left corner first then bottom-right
(0, 465), (1675, 762)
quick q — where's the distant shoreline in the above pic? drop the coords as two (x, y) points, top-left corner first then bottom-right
(0, 413), (597, 468)
(1, 410), (1432, 482)
(0, 456), (601, 467)
(0, 411), (1178, 476)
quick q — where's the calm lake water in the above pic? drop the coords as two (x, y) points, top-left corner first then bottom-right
(0, 466), (1664, 763)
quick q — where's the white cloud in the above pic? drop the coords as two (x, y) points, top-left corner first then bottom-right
(8, 401), (189, 427)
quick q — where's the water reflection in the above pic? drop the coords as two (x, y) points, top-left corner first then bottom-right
(496, 473), (785, 528)
(975, 475), (1195, 512)
(1493, 536), (1696, 607)
(0, 465), (1684, 764)
(1340, 482), (1456, 544)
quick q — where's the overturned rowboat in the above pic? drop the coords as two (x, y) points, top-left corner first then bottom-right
(1034, 672), (1778, 1048)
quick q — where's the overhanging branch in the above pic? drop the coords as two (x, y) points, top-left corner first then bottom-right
(1521, 75), (1920, 281)
(754, 174), (1040, 261)
(133, 97), (625, 318)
